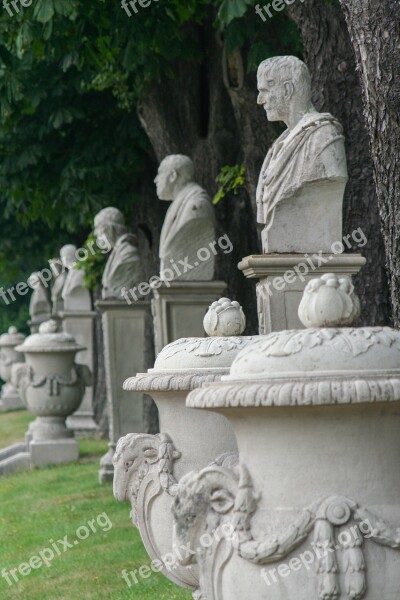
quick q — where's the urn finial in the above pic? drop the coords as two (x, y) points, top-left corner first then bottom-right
(298, 274), (360, 328)
(203, 298), (246, 337)
(39, 319), (60, 334)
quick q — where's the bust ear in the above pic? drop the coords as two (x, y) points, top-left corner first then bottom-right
(283, 80), (295, 101)
(169, 169), (178, 183)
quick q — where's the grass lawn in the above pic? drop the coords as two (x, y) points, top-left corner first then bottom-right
(0, 411), (192, 600)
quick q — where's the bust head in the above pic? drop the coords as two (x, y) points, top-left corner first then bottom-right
(257, 56), (314, 128)
(155, 155), (195, 201)
(94, 207), (127, 249)
(60, 244), (77, 270)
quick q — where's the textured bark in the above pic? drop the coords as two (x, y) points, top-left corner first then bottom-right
(339, 0), (400, 327)
(287, 0), (391, 326)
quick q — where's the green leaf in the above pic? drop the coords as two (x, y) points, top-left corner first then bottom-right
(33, 0), (55, 24)
(217, 0), (253, 27)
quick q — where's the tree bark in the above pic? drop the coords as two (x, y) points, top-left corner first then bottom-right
(339, 0), (400, 327)
(287, 0), (391, 326)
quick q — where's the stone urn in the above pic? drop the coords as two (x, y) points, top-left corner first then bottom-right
(113, 298), (255, 596)
(0, 326), (26, 411)
(12, 319), (91, 467)
(179, 276), (400, 600)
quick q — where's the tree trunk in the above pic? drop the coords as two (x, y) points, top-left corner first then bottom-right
(287, 0), (391, 326)
(339, 0), (400, 327)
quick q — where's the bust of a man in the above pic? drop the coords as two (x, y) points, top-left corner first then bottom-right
(28, 272), (51, 331)
(256, 56), (348, 253)
(94, 207), (143, 300)
(155, 155), (215, 281)
(61, 244), (91, 311)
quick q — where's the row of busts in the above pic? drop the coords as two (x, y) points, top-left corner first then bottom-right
(29, 154), (217, 331)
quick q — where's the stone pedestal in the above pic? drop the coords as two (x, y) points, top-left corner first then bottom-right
(151, 281), (226, 354)
(239, 253), (366, 333)
(0, 327), (26, 412)
(61, 310), (98, 433)
(96, 300), (150, 483)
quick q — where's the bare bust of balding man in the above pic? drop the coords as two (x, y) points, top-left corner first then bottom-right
(155, 155), (216, 281)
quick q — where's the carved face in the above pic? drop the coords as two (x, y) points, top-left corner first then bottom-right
(113, 434), (161, 503)
(154, 162), (178, 201)
(257, 69), (291, 122)
(172, 468), (237, 566)
(94, 220), (117, 249)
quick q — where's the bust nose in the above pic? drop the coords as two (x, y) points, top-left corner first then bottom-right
(257, 92), (265, 105)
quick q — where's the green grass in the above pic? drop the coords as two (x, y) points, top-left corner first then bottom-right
(0, 412), (192, 600)
(0, 409), (34, 447)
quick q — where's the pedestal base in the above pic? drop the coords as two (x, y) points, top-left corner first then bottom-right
(239, 253), (366, 333)
(151, 281), (227, 354)
(0, 383), (25, 412)
(30, 438), (79, 467)
(96, 300), (150, 483)
(61, 310), (98, 434)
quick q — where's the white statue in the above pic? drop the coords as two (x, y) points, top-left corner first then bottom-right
(61, 244), (91, 311)
(28, 272), (51, 332)
(93, 207), (143, 300)
(256, 56), (348, 253)
(155, 155), (216, 281)
(50, 256), (67, 315)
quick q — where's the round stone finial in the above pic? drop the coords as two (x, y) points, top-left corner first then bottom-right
(203, 298), (246, 337)
(8, 326), (18, 334)
(39, 319), (60, 334)
(298, 274), (360, 328)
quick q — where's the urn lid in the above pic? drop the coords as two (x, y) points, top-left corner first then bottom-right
(15, 319), (85, 353)
(154, 298), (250, 371)
(187, 276), (400, 409)
(124, 298), (255, 392)
(0, 326), (26, 347)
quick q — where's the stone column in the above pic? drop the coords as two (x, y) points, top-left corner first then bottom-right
(97, 300), (150, 483)
(62, 309), (97, 432)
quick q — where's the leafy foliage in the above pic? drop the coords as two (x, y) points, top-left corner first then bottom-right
(213, 164), (246, 204)
(75, 233), (109, 291)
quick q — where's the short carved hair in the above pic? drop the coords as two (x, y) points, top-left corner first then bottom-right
(257, 56), (311, 102)
(159, 154), (195, 185)
(94, 207), (127, 239)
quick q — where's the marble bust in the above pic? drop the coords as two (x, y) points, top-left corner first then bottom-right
(28, 272), (51, 331)
(94, 207), (143, 300)
(61, 244), (91, 311)
(155, 155), (215, 281)
(256, 56), (348, 253)
(50, 254), (67, 315)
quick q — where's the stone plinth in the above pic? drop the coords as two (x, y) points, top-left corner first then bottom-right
(61, 310), (98, 433)
(96, 300), (150, 483)
(151, 281), (226, 354)
(0, 327), (26, 412)
(239, 253), (365, 333)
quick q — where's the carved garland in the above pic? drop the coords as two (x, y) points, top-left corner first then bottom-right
(230, 469), (400, 599)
